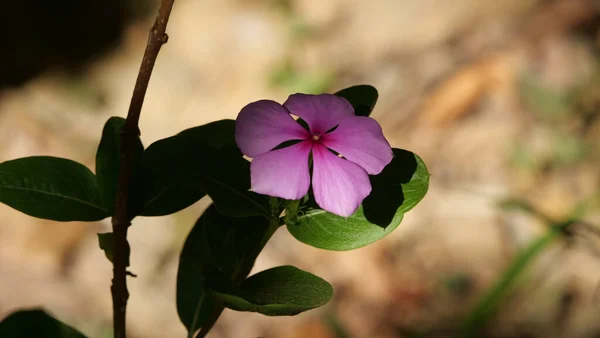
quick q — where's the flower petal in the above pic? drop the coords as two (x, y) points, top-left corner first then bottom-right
(311, 144), (371, 217)
(235, 100), (309, 157)
(284, 94), (354, 134)
(250, 141), (312, 200)
(322, 116), (393, 175)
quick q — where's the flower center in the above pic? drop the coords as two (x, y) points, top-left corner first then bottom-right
(311, 133), (322, 142)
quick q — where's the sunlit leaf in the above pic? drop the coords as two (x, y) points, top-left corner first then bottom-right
(288, 149), (429, 250)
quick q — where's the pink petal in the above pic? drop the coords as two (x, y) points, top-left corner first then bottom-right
(236, 100), (309, 157)
(322, 116), (393, 175)
(283, 94), (354, 134)
(311, 144), (371, 217)
(250, 141), (312, 200)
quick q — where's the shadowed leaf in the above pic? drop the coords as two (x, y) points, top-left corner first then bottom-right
(334, 85), (379, 117)
(177, 205), (269, 333)
(0, 309), (86, 338)
(210, 265), (333, 316)
(0, 156), (108, 221)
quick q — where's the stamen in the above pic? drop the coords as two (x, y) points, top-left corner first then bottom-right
(312, 134), (321, 142)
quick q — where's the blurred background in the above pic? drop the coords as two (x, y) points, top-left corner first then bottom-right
(1, 0), (600, 337)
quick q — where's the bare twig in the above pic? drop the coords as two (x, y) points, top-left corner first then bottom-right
(111, 1), (175, 338)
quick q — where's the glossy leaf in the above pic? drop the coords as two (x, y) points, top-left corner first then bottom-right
(143, 120), (269, 218)
(0, 156), (108, 221)
(288, 206), (404, 251)
(210, 265), (333, 316)
(138, 169), (205, 217)
(95, 116), (144, 217)
(334, 85), (379, 117)
(169, 119), (239, 154)
(287, 149), (429, 250)
(140, 120), (239, 217)
(362, 149), (429, 225)
(177, 205), (269, 333)
(0, 309), (86, 338)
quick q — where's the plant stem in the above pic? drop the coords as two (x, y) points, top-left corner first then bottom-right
(110, 1), (175, 338)
(284, 199), (300, 225)
(195, 200), (282, 338)
(460, 220), (573, 337)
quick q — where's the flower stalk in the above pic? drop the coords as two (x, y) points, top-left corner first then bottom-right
(284, 199), (301, 225)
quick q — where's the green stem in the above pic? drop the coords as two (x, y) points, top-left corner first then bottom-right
(194, 198), (282, 338)
(284, 199), (301, 225)
(460, 221), (572, 337)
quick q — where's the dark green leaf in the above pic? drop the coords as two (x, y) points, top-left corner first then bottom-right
(171, 119), (239, 154)
(143, 120), (269, 218)
(97, 232), (130, 267)
(0, 156), (108, 221)
(140, 120), (240, 217)
(287, 149), (429, 250)
(0, 309), (86, 338)
(210, 265), (333, 316)
(334, 85), (379, 117)
(138, 169), (206, 217)
(95, 116), (144, 217)
(177, 205), (269, 333)
(363, 149), (429, 226)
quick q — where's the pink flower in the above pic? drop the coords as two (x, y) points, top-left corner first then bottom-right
(235, 93), (393, 217)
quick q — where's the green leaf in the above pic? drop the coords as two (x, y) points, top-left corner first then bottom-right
(334, 85), (379, 117)
(139, 120), (238, 217)
(143, 120), (269, 218)
(169, 119), (239, 153)
(288, 206), (404, 251)
(138, 169), (206, 217)
(0, 309), (86, 338)
(210, 265), (333, 316)
(95, 116), (144, 217)
(97, 232), (130, 267)
(287, 149), (429, 250)
(177, 205), (270, 333)
(362, 149), (429, 225)
(0, 156), (108, 221)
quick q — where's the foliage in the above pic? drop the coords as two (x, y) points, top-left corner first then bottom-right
(0, 85), (428, 336)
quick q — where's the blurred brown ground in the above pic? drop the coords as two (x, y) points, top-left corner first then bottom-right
(1, 0), (600, 337)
